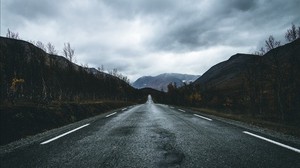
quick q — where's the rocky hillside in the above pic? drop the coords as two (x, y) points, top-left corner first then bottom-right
(133, 73), (199, 92)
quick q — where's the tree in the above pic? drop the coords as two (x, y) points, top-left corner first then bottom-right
(6, 29), (19, 39)
(36, 41), (46, 51)
(265, 35), (281, 51)
(63, 42), (75, 62)
(97, 65), (105, 72)
(46, 42), (57, 55)
(253, 47), (265, 56)
(9, 78), (25, 104)
(285, 23), (299, 42)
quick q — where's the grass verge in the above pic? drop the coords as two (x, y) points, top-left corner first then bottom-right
(0, 101), (135, 146)
(189, 107), (300, 138)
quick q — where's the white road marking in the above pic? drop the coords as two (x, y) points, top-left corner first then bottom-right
(40, 124), (90, 145)
(122, 108), (127, 111)
(243, 131), (300, 153)
(106, 112), (117, 118)
(170, 106), (174, 109)
(193, 114), (212, 121)
(178, 109), (186, 112)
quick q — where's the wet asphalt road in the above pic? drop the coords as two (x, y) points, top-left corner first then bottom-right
(0, 97), (299, 168)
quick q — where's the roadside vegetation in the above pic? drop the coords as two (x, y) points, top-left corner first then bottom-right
(0, 101), (135, 145)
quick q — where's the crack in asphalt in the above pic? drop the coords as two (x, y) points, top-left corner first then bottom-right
(153, 127), (185, 167)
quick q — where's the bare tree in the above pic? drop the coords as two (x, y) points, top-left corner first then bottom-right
(285, 24), (298, 42)
(97, 65), (105, 72)
(63, 42), (75, 62)
(112, 68), (118, 77)
(46, 42), (57, 55)
(253, 47), (266, 56)
(81, 63), (89, 68)
(265, 35), (281, 52)
(36, 41), (46, 51)
(6, 29), (19, 39)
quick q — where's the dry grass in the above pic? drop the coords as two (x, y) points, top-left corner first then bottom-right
(189, 107), (300, 138)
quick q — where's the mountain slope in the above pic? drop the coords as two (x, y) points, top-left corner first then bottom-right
(133, 73), (200, 91)
(191, 39), (300, 122)
(193, 53), (258, 92)
(0, 37), (138, 103)
(194, 39), (300, 94)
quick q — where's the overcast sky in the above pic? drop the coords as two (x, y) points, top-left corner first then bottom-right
(1, 0), (300, 81)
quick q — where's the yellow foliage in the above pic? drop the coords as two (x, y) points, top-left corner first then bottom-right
(189, 92), (202, 103)
(10, 78), (25, 92)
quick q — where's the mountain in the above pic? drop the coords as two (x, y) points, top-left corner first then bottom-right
(193, 53), (258, 93)
(0, 37), (138, 103)
(193, 39), (300, 95)
(132, 73), (200, 91)
(191, 39), (300, 122)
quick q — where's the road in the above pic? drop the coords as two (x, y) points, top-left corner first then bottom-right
(1, 96), (299, 168)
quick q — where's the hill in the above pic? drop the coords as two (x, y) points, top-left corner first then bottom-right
(132, 73), (200, 91)
(191, 39), (300, 122)
(193, 53), (258, 95)
(0, 37), (138, 103)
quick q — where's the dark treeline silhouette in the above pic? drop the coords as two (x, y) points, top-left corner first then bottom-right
(0, 37), (141, 104)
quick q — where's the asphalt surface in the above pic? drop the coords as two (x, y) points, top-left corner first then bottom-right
(1, 96), (299, 168)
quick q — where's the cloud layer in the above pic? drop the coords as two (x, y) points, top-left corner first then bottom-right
(2, 0), (300, 81)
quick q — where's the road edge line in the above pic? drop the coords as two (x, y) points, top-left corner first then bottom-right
(243, 131), (300, 153)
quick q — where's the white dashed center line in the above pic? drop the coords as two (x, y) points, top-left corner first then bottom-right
(178, 109), (186, 112)
(41, 123), (90, 145)
(193, 114), (212, 121)
(106, 112), (117, 118)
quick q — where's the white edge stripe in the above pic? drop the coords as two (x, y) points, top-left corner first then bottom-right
(243, 131), (300, 153)
(41, 123), (90, 145)
(178, 109), (186, 112)
(106, 112), (117, 118)
(122, 108), (127, 111)
(193, 114), (212, 121)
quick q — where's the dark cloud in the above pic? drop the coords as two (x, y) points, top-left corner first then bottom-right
(102, 0), (179, 18)
(145, 0), (300, 52)
(5, 0), (62, 20)
(1, 0), (300, 81)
